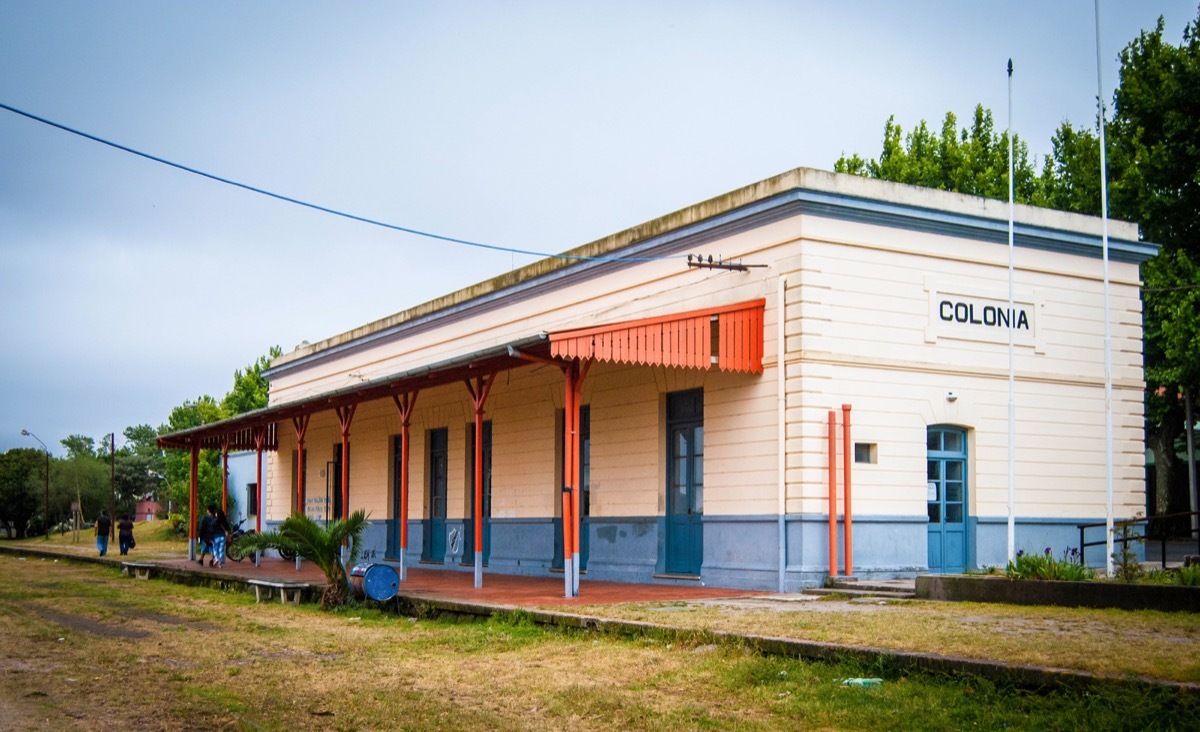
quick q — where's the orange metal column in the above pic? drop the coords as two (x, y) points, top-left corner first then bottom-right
(392, 391), (418, 582)
(570, 360), (591, 596)
(464, 376), (494, 589)
(336, 405), (357, 521)
(221, 441), (229, 516)
(292, 415), (309, 517)
(562, 365), (576, 598)
(253, 427), (266, 535)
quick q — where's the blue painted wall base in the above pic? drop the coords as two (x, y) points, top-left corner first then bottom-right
(272, 512), (1135, 591)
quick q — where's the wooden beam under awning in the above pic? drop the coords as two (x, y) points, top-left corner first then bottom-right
(156, 335), (551, 452)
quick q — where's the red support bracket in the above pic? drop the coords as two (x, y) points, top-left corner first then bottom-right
(336, 404), (357, 521)
(253, 426), (267, 534)
(220, 437), (230, 516)
(391, 391), (419, 572)
(292, 414), (310, 516)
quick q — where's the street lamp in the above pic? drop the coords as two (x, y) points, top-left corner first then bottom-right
(20, 429), (50, 540)
(148, 470), (171, 516)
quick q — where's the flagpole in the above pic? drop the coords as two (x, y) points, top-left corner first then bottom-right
(1094, 0), (1115, 577)
(1006, 58), (1016, 562)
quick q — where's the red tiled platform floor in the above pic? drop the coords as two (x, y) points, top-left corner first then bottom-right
(155, 556), (763, 606)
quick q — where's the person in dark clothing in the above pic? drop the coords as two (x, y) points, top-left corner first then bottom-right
(95, 511), (112, 556)
(197, 505), (217, 566)
(212, 508), (231, 567)
(117, 514), (135, 555)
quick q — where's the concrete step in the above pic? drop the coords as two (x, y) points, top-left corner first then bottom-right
(804, 587), (916, 600)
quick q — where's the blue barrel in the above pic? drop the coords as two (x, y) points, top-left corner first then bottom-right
(349, 562), (399, 602)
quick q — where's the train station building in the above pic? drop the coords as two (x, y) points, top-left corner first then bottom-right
(158, 167), (1156, 592)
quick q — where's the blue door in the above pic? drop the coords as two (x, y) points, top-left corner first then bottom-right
(666, 390), (703, 576)
(927, 426), (968, 573)
(422, 428), (448, 562)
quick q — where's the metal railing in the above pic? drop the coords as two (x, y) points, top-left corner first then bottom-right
(1077, 511), (1200, 568)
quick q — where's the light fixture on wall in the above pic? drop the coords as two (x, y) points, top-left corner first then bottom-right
(946, 391), (958, 402)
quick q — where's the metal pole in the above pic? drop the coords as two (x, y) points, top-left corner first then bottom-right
(1094, 0), (1115, 577)
(841, 404), (853, 576)
(24, 430), (51, 539)
(1007, 58), (1017, 562)
(777, 275), (788, 593)
(109, 433), (116, 539)
(828, 410), (838, 577)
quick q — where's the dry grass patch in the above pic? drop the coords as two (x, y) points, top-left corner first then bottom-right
(553, 596), (1200, 683)
(3, 556), (1197, 731)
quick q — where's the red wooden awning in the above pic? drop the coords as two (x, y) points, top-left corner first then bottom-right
(549, 299), (765, 374)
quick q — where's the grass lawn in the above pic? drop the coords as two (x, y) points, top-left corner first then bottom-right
(1, 555), (1197, 731)
(17, 518), (195, 559)
(553, 595), (1200, 684)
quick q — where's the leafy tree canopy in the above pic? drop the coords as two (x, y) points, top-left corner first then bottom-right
(835, 105), (1039, 203)
(222, 345), (282, 416)
(836, 10), (1200, 517)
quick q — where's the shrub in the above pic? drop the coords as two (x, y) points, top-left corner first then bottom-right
(1174, 563), (1200, 587)
(1110, 519), (1145, 584)
(1005, 547), (1095, 582)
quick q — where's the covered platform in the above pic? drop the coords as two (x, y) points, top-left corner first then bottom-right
(148, 556), (764, 607)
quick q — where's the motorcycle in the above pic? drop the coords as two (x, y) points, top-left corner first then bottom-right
(226, 518), (297, 561)
(226, 519), (253, 562)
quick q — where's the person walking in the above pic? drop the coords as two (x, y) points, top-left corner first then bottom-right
(197, 506), (216, 566)
(95, 510), (112, 556)
(212, 507), (231, 568)
(117, 514), (135, 555)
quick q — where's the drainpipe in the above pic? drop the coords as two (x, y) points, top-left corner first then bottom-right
(842, 404), (853, 577)
(828, 410), (838, 578)
(777, 275), (787, 593)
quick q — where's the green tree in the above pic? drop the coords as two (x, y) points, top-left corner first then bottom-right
(56, 450), (109, 524)
(835, 105), (1039, 202)
(1031, 122), (1102, 215)
(159, 396), (225, 520)
(836, 11), (1200, 520)
(0, 448), (46, 538)
(60, 434), (96, 460)
(157, 346), (281, 523)
(222, 346), (281, 416)
(1107, 14), (1200, 518)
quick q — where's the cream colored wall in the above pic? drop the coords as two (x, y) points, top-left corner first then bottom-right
(783, 215), (1145, 522)
(262, 192), (1144, 528)
(263, 358), (776, 523)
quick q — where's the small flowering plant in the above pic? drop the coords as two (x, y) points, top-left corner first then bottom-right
(1005, 546), (1095, 582)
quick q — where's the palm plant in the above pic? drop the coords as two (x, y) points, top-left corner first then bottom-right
(236, 509), (368, 608)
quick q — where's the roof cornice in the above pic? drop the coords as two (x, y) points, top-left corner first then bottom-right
(267, 168), (1155, 378)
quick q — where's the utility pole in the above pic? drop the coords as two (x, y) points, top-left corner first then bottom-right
(109, 433), (117, 539)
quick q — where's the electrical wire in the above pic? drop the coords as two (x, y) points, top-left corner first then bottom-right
(0, 101), (677, 263)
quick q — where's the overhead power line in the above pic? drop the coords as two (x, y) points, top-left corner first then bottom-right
(0, 101), (674, 264)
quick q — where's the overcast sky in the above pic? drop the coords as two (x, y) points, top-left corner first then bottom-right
(1, 1), (1195, 456)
